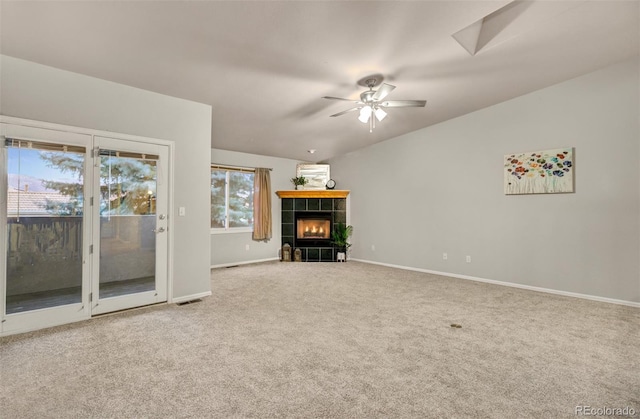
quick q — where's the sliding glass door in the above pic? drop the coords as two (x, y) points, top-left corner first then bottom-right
(90, 136), (168, 315)
(1, 124), (92, 334)
(1, 124), (170, 335)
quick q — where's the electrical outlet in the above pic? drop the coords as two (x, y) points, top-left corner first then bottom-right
(466, 255), (471, 263)
(245, 244), (250, 251)
(443, 253), (448, 260)
(371, 244), (376, 251)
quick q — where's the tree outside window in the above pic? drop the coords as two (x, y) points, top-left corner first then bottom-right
(211, 168), (254, 230)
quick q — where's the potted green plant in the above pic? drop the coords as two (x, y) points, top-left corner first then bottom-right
(331, 222), (353, 261)
(291, 176), (308, 190)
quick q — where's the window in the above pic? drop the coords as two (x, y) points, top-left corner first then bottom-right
(211, 166), (254, 231)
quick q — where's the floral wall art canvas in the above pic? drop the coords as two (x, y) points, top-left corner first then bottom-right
(504, 148), (574, 195)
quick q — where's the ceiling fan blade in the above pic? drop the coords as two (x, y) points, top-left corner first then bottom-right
(372, 83), (396, 101)
(330, 107), (362, 117)
(322, 96), (358, 102)
(380, 100), (427, 108)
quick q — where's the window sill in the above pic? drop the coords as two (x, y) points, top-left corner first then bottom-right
(211, 227), (253, 235)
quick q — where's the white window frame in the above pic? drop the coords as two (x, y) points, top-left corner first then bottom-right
(211, 166), (254, 235)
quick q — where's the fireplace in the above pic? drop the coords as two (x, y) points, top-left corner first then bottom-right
(277, 190), (349, 262)
(296, 212), (332, 246)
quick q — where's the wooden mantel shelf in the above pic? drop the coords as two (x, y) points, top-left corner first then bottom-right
(276, 190), (350, 199)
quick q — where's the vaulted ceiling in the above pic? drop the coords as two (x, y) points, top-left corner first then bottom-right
(1, 1), (638, 162)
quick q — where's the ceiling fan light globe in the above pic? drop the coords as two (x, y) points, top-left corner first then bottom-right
(374, 108), (387, 121)
(358, 106), (372, 123)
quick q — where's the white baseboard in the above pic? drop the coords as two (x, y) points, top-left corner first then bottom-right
(211, 257), (279, 269)
(352, 258), (640, 309)
(171, 291), (212, 304)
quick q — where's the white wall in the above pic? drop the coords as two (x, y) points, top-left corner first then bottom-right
(329, 58), (640, 304)
(1, 55), (212, 299)
(210, 148), (301, 266)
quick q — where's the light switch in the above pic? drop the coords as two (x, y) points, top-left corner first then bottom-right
(179, 207), (186, 216)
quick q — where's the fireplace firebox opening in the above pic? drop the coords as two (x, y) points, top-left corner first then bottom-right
(294, 212), (333, 248)
(297, 218), (331, 240)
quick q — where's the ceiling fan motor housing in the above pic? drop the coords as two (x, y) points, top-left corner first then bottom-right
(360, 90), (375, 103)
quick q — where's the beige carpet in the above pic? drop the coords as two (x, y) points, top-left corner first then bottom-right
(1, 261), (638, 418)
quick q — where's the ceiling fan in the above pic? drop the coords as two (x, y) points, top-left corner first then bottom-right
(322, 78), (426, 132)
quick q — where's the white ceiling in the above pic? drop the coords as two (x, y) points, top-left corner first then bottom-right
(1, 1), (638, 162)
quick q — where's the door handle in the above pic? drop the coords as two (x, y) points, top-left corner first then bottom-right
(153, 227), (166, 233)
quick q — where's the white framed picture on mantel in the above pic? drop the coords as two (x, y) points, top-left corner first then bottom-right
(296, 164), (330, 190)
